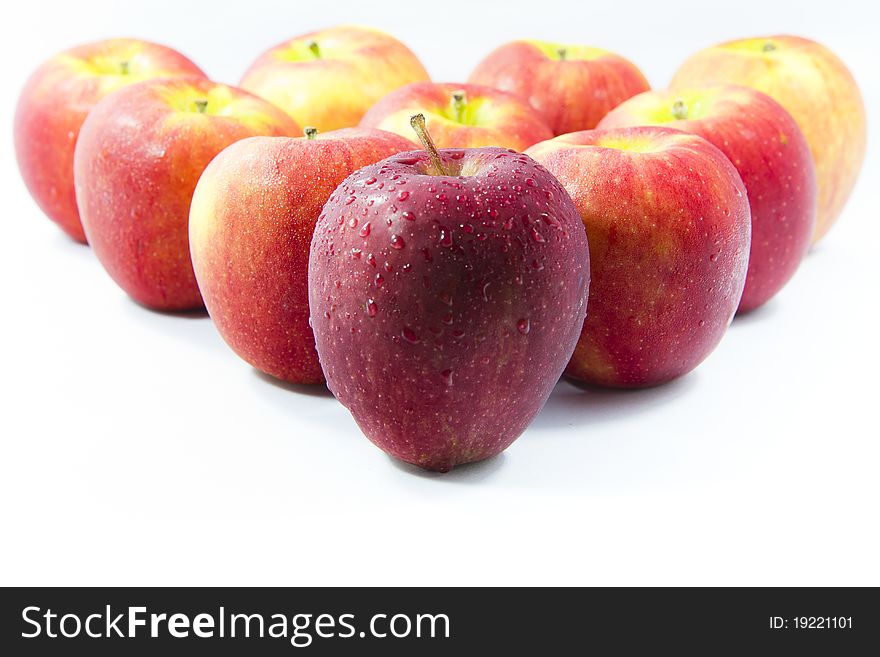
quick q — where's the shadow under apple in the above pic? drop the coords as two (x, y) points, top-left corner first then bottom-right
(387, 451), (507, 484)
(253, 369), (335, 398)
(531, 373), (699, 431)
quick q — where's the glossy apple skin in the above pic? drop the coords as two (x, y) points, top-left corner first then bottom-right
(527, 127), (750, 388)
(189, 128), (415, 383)
(75, 78), (301, 311)
(240, 25), (430, 131)
(14, 39), (206, 242)
(469, 40), (650, 135)
(309, 148), (590, 471)
(360, 82), (553, 151)
(671, 35), (866, 243)
(599, 85), (816, 312)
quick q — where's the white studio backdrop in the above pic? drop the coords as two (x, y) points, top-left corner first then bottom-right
(0, 0), (877, 586)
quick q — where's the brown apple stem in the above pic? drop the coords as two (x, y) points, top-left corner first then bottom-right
(410, 114), (448, 176)
(304, 126), (318, 140)
(762, 41), (777, 52)
(671, 100), (688, 120)
(119, 60), (130, 75)
(194, 99), (208, 114)
(451, 90), (467, 123)
(557, 47), (568, 61)
(307, 40), (321, 58)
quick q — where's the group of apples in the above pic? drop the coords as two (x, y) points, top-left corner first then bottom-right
(15, 26), (866, 472)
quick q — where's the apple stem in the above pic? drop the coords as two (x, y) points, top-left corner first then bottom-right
(451, 90), (467, 124)
(307, 40), (321, 58)
(194, 99), (208, 114)
(410, 114), (448, 176)
(119, 60), (130, 75)
(304, 126), (318, 140)
(671, 100), (688, 120)
(762, 41), (777, 52)
(557, 47), (567, 61)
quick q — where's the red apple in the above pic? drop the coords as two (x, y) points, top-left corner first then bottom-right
(189, 127), (416, 383)
(469, 40), (650, 135)
(598, 85), (816, 312)
(360, 82), (553, 151)
(240, 25), (430, 131)
(526, 126), (750, 388)
(671, 35), (866, 243)
(308, 116), (590, 471)
(74, 77), (301, 311)
(14, 39), (206, 242)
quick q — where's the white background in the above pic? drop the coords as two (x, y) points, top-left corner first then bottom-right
(0, 0), (877, 586)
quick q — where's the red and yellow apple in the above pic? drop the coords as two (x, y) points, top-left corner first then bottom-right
(360, 82), (553, 151)
(309, 117), (590, 470)
(526, 126), (751, 388)
(189, 127), (415, 383)
(671, 35), (866, 243)
(598, 85), (816, 312)
(14, 39), (206, 242)
(74, 77), (301, 311)
(468, 40), (650, 135)
(240, 25), (430, 131)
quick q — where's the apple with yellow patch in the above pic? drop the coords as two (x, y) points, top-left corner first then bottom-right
(527, 127), (751, 388)
(240, 25), (430, 131)
(14, 39), (206, 242)
(469, 40), (650, 135)
(599, 85), (816, 312)
(189, 127), (415, 383)
(671, 35), (866, 243)
(74, 78), (301, 311)
(360, 82), (552, 151)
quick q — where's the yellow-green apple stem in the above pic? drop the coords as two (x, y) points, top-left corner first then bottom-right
(672, 100), (688, 120)
(119, 60), (130, 75)
(304, 126), (318, 140)
(307, 40), (321, 58)
(194, 98), (208, 113)
(557, 47), (567, 60)
(409, 113), (448, 176)
(762, 41), (777, 52)
(451, 89), (467, 123)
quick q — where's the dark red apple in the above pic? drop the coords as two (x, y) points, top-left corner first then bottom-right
(308, 116), (590, 471)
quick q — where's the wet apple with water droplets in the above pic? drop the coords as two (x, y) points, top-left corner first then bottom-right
(308, 144), (590, 472)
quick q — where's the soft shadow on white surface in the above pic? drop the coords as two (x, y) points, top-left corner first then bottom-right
(388, 452), (507, 484)
(124, 297), (210, 320)
(533, 375), (699, 430)
(116, 293), (230, 357)
(48, 230), (92, 258)
(730, 297), (782, 328)
(253, 369), (335, 398)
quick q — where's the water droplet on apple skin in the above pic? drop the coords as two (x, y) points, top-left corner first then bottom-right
(401, 327), (420, 343)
